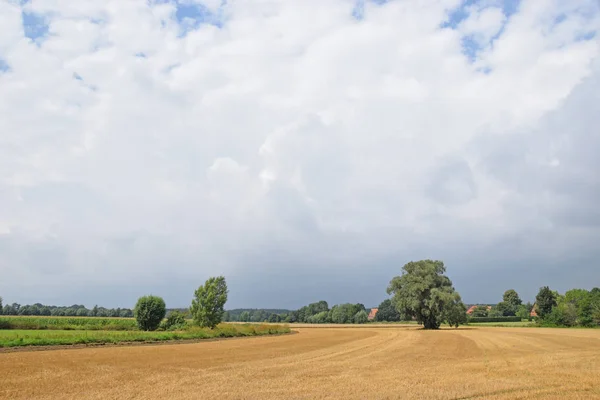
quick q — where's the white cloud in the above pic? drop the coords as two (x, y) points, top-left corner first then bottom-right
(1, 0), (599, 307)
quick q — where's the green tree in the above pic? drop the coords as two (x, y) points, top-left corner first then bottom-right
(488, 307), (503, 318)
(443, 298), (467, 328)
(535, 286), (557, 319)
(239, 311), (250, 322)
(564, 289), (593, 326)
(190, 276), (229, 329)
(374, 299), (402, 322)
(0, 296), (3, 315)
(545, 302), (577, 327)
(516, 303), (533, 320)
(471, 305), (489, 317)
(222, 311), (231, 322)
(387, 260), (464, 330)
(76, 308), (88, 317)
(134, 295), (166, 331)
(354, 310), (369, 324)
(497, 289), (522, 316)
(308, 311), (329, 324)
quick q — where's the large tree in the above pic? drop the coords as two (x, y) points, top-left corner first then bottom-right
(387, 260), (466, 330)
(191, 276), (229, 329)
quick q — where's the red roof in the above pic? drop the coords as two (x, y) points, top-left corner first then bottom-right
(368, 308), (378, 320)
(530, 305), (538, 317)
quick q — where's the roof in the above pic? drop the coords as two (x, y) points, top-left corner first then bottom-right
(368, 308), (378, 320)
(530, 304), (538, 317)
(466, 305), (492, 315)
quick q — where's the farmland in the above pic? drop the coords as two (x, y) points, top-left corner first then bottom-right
(2, 325), (600, 399)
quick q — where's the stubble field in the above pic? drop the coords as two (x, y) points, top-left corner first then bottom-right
(1, 325), (600, 400)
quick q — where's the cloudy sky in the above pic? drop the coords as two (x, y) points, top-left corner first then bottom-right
(1, 0), (599, 310)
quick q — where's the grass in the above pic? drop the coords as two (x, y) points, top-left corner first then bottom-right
(467, 321), (537, 327)
(0, 323), (290, 348)
(2, 326), (599, 399)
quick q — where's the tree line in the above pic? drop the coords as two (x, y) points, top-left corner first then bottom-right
(241, 260), (468, 328)
(464, 286), (600, 327)
(0, 301), (134, 318)
(3, 261), (599, 330)
(223, 309), (292, 323)
(533, 286), (600, 327)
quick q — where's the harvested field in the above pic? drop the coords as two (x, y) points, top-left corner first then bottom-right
(1, 326), (600, 399)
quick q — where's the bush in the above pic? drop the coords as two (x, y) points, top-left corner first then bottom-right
(468, 316), (522, 323)
(134, 295), (166, 331)
(161, 311), (188, 331)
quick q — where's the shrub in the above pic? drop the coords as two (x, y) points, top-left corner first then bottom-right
(134, 295), (166, 331)
(162, 311), (188, 331)
(468, 316), (522, 323)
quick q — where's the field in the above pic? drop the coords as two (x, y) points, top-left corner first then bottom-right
(0, 324), (290, 348)
(2, 325), (600, 399)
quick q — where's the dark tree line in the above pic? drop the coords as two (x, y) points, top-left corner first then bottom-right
(223, 309), (292, 323)
(0, 302), (134, 318)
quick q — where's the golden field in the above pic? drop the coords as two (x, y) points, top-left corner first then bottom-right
(1, 325), (600, 399)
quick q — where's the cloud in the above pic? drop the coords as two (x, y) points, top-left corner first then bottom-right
(0, 0), (599, 308)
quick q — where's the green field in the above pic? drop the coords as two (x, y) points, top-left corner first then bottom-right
(0, 323), (291, 348)
(0, 316), (138, 331)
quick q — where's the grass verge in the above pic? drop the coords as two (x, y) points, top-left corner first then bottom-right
(0, 324), (290, 348)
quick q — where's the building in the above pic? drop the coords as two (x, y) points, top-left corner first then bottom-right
(530, 305), (538, 317)
(466, 305), (492, 315)
(368, 308), (378, 321)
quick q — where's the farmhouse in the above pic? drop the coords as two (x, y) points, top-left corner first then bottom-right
(530, 305), (538, 317)
(368, 308), (378, 320)
(466, 305), (492, 315)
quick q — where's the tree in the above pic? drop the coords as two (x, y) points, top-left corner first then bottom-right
(76, 308), (88, 317)
(308, 311), (329, 324)
(374, 299), (402, 322)
(354, 310), (369, 324)
(239, 311), (250, 322)
(516, 303), (533, 320)
(134, 295), (166, 331)
(535, 286), (557, 319)
(497, 289), (522, 316)
(190, 276), (229, 329)
(387, 260), (464, 330)
(564, 289), (593, 326)
(488, 307), (503, 318)
(471, 305), (489, 318)
(0, 296), (3, 315)
(444, 298), (467, 328)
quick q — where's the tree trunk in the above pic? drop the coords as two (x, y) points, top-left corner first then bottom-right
(423, 317), (440, 330)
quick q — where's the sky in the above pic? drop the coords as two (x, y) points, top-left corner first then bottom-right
(1, 0), (600, 310)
